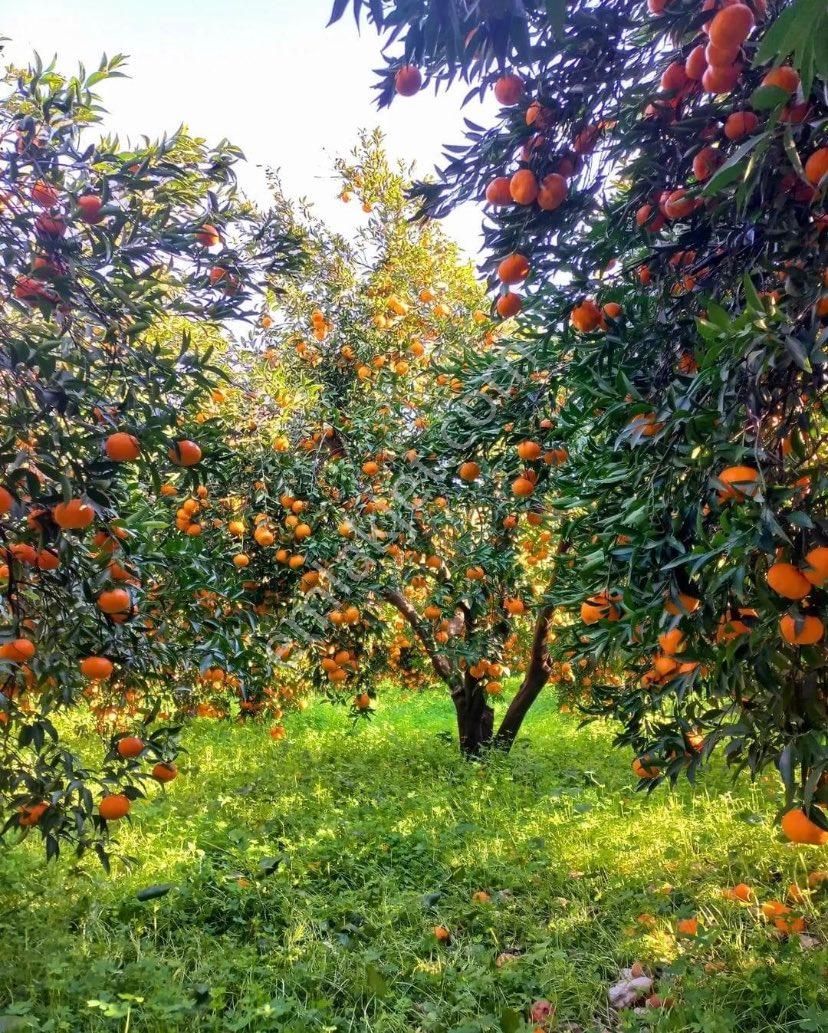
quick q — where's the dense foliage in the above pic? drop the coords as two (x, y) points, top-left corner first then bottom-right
(330, 0), (828, 832)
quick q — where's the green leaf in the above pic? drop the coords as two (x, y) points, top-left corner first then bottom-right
(136, 883), (173, 901)
(499, 1008), (522, 1033)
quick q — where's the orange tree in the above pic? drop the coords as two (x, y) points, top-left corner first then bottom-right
(0, 51), (302, 861)
(334, 0), (828, 834)
(166, 132), (570, 754)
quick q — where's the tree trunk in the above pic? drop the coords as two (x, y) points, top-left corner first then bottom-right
(455, 672), (494, 757)
(492, 603), (555, 751)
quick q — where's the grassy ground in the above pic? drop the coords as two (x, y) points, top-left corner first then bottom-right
(1, 688), (827, 1033)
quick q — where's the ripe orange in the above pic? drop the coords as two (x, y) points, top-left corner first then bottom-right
(581, 592), (621, 624)
(570, 299), (603, 332)
(80, 656), (113, 680)
(152, 762), (177, 783)
(685, 44), (707, 80)
(804, 148), (828, 186)
(780, 614), (824, 646)
(117, 735), (144, 759)
(663, 189), (696, 220)
(802, 547), (828, 588)
(494, 75), (523, 105)
(766, 562), (811, 600)
(196, 223), (221, 247)
(781, 808), (828, 845)
(459, 461), (481, 481)
(18, 801), (48, 827)
(664, 591), (700, 616)
(433, 925), (451, 942)
(354, 692), (371, 711)
(511, 476), (535, 497)
(716, 465), (759, 502)
(99, 794), (131, 820)
(660, 61), (687, 93)
(504, 597), (525, 615)
(77, 194), (104, 223)
(496, 292), (522, 318)
(724, 110), (758, 140)
(31, 180), (59, 206)
(168, 439), (202, 466)
(509, 169), (539, 205)
(632, 756), (660, 779)
(693, 146), (721, 182)
(395, 65), (422, 96)
(0, 486), (13, 514)
(53, 498), (94, 530)
(537, 173), (567, 211)
(254, 526), (274, 547)
(516, 440), (542, 461)
(676, 917), (699, 936)
(761, 66), (799, 95)
(233, 554), (250, 568)
(97, 588), (131, 615)
(702, 64), (740, 94)
(0, 638), (36, 663)
(497, 253), (530, 285)
(708, 4), (754, 50)
(105, 432), (140, 462)
(485, 177), (513, 205)
(705, 40), (741, 68)
(658, 628), (685, 655)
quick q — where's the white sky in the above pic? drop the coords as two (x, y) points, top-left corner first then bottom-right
(3, 0), (490, 259)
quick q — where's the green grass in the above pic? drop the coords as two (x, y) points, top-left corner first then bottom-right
(1, 688), (827, 1033)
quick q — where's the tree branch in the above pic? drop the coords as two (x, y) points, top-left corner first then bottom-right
(383, 587), (462, 697)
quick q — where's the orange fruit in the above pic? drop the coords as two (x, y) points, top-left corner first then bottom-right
(485, 177), (513, 205)
(767, 562), (811, 600)
(664, 591), (701, 616)
(196, 223), (221, 247)
(658, 628), (685, 655)
(516, 440), (542, 460)
(152, 762), (177, 783)
(537, 173), (567, 211)
(497, 253), (530, 285)
(685, 44), (708, 80)
(724, 110), (758, 141)
(104, 432), (140, 462)
(459, 461), (481, 482)
(97, 588), (131, 615)
(581, 591), (621, 624)
(708, 4), (754, 50)
(802, 547), (828, 588)
(780, 614), (824, 646)
(511, 476), (535, 497)
(570, 299), (603, 332)
(509, 169), (539, 205)
(0, 486), (13, 514)
(716, 465), (759, 502)
(804, 148), (828, 186)
(395, 65), (422, 96)
(18, 801), (48, 827)
(53, 498), (94, 530)
(702, 64), (740, 94)
(496, 292), (522, 319)
(781, 808), (828, 844)
(632, 755), (660, 779)
(663, 189), (696, 220)
(433, 925), (451, 942)
(80, 656), (113, 680)
(494, 75), (523, 105)
(168, 439), (202, 466)
(676, 917), (699, 936)
(99, 794), (131, 820)
(693, 146), (721, 182)
(117, 735), (144, 759)
(660, 60), (687, 92)
(761, 66), (799, 95)
(0, 638), (36, 663)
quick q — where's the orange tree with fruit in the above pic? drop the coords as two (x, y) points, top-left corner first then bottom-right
(166, 132), (569, 754)
(333, 0), (828, 838)
(0, 52), (302, 860)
